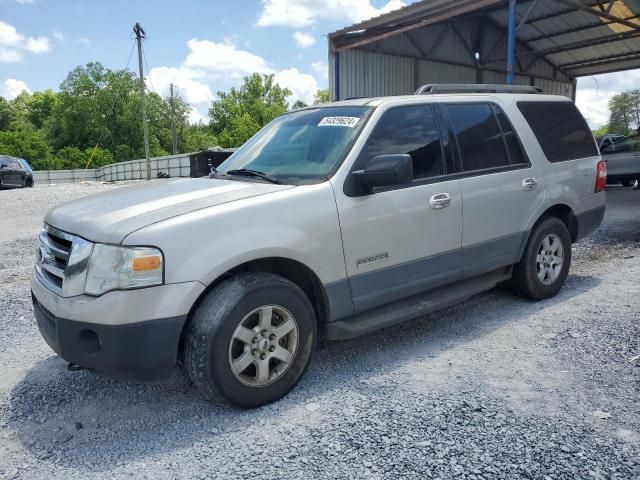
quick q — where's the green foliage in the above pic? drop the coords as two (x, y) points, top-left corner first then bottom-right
(209, 73), (291, 147)
(291, 99), (308, 109)
(607, 90), (640, 135)
(0, 130), (52, 169)
(0, 63), (301, 169)
(183, 127), (218, 152)
(592, 125), (610, 136)
(0, 97), (14, 131)
(314, 89), (330, 104)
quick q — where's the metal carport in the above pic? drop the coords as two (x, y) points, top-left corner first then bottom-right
(328, 0), (640, 101)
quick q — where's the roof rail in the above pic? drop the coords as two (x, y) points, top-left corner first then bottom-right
(414, 84), (544, 95)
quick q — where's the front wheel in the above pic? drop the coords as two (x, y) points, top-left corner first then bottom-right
(509, 217), (572, 300)
(184, 272), (316, 408)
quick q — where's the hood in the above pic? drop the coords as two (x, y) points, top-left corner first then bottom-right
(45, 178), (293, 244)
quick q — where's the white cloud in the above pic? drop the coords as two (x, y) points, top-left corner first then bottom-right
(151, 38), (322, 122)
(147, 66), (214, 106)
(14, 0), (36, 4)
(576, 71), (640, 129)
(311, 61), (328, 78)
(293, 31), (316, 48)
(25, 36), (50, 53)
(274, 68), (319, 106)
(188, 108), (208, 124)
(0, 20), (51, 63)
(53, 31), (64, 42)
(257, 0), (406, 28)
(77, 37), (91, 46)
(1, 78), (31, 100)
(184, 39), (273, 78)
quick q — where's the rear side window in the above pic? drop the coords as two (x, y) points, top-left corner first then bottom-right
(517, 101), (597, 162)
(445, 103), (510, 171)
(492, 105), (526, 165)
(360, 105), (444, 180)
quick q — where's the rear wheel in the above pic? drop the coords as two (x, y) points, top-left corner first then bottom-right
(509, 217), (572, 300)
(184, 272), (316, 408)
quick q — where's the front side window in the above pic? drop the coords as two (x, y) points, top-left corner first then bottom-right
(217, 106), (370, 183)
(358, 105), (444, 180)
(517, 101), (597, 162)
(446, 103), (510, 171)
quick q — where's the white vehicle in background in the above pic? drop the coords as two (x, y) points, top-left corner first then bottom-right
(32, 84), (606, 408)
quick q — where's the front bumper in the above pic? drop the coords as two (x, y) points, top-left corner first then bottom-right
(31, 272), (205, 379)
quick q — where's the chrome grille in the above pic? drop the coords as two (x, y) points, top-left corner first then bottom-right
(35, 225), (93, 297)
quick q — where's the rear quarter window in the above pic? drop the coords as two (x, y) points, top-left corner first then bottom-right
(517, 101), (597, 163)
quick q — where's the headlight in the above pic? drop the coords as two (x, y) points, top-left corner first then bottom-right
(85, 244), (164, 296)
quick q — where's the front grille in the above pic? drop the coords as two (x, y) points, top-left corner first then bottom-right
(36, 225), (92, 297)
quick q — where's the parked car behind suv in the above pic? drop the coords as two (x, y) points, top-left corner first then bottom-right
(31, 86), (606, 407)
(601, 135), (640, 187)
(0, 155), (34, 188)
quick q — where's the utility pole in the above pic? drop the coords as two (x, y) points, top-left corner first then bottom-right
(133, 22), (151, 180)
(170, 83), (177, 155)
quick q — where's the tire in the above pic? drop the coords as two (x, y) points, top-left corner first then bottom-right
(509, 216), (572, 300)
(184, 272), (316, 408)
(621, 180), (636, 187)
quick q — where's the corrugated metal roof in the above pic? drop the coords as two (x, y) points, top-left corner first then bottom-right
(329, 0), (640, 78)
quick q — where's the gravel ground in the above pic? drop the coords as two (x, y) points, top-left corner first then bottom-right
(0, 183), (639, 480)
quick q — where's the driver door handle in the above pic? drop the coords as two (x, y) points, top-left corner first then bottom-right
(429, 193), (452, 210)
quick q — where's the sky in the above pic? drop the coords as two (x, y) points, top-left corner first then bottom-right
(1, 0), (639, 128)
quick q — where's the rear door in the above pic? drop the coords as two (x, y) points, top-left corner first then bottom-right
(441, 102), (543, 278)
(334, 104), (463, 313)
(602, 136), (640, 178)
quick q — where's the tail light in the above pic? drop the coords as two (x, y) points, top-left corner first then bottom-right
(595, 160), (607, 193)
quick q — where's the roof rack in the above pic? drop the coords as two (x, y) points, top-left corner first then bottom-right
(414, 84), (544, 95)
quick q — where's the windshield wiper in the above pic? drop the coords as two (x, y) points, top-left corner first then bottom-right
(225, 169), (283, 184)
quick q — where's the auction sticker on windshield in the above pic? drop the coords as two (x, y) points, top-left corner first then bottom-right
(318, 116), (360, 128)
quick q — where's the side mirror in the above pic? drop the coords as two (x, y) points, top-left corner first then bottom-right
(351, 154), (413, 192)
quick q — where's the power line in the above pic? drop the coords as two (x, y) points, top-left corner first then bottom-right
(141, 42), (156, 94)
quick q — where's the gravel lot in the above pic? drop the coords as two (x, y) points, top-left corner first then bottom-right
(1, 182), (639, 480)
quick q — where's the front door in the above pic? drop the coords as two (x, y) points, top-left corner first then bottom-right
(333, 104), (463, 313)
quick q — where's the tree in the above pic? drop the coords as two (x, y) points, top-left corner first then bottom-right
(291, 99), (308, 109)
(0, 97), (13, 131)
(0, 130), (52, 169)
(608, 91), (639, 135)
(183, 127), (218, 152)
(313, 89), (330, 105)
(209, 73), (291, 147)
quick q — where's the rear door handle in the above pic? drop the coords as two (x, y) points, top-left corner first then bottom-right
(522, 177), (538, 191)
(429, 193), (452, 209)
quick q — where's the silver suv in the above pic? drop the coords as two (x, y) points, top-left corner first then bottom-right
(32, 85), (606, 407)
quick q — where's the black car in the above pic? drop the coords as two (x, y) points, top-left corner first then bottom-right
(0, 155), (34, 188)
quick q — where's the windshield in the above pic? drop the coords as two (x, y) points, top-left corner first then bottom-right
(217, 106), (371, 183)
(18, 158), (33, 172)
